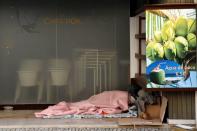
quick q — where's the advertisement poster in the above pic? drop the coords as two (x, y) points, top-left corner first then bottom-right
(146, 9), (197, 88)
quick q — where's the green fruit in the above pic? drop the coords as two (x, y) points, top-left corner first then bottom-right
(146, 42), (164, 61)
(175, 17), (188, 37)
(187, 33), (196, 49)
(146, 41), (155, 61)
(161, 20), (175, 41)
(174, 36), (188, 59)
(163, 40), (176, 60)
(150, 69), (165, 85)
(154, 31), (163, 43)
(188, 18), (196, 33)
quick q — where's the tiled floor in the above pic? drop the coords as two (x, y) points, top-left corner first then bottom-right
(0, 110), (35, 119)
(0, 110), (118, 128)
(0, 110), (171, 131)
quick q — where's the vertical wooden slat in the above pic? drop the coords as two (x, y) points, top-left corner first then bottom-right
(186, 92), (192, 119)
(177, 93), (182, 119)
(169, 93), (173, 119)
(167, 92), (172, 119)
(173, 93), (178, 119)
(163, 92), (195, 119)
(158, 91), (196, 119)
(182, 92), (187, 119)
(191, 92), (195, 119)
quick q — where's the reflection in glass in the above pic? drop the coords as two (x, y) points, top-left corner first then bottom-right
(73, 49), (118, 101)
(15, 59), (44, 103)
(0, 0), (129, 104)
(47, 59), (71, 103)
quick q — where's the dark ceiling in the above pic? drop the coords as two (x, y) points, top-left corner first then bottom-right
(130, 0), (163, 17)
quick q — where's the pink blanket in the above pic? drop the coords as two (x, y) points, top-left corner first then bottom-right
(35, 91), (128, 117)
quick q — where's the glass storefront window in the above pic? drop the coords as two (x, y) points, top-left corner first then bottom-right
(0, 0), (129, 105)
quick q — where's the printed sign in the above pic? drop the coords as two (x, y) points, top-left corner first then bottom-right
(146, 8), (197, 88)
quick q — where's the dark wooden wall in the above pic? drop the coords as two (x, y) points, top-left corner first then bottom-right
(163, 92), (195, 119)
(130, 0), (194, 16)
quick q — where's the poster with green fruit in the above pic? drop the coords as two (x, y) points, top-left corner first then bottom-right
(146, 9), (197, 88)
